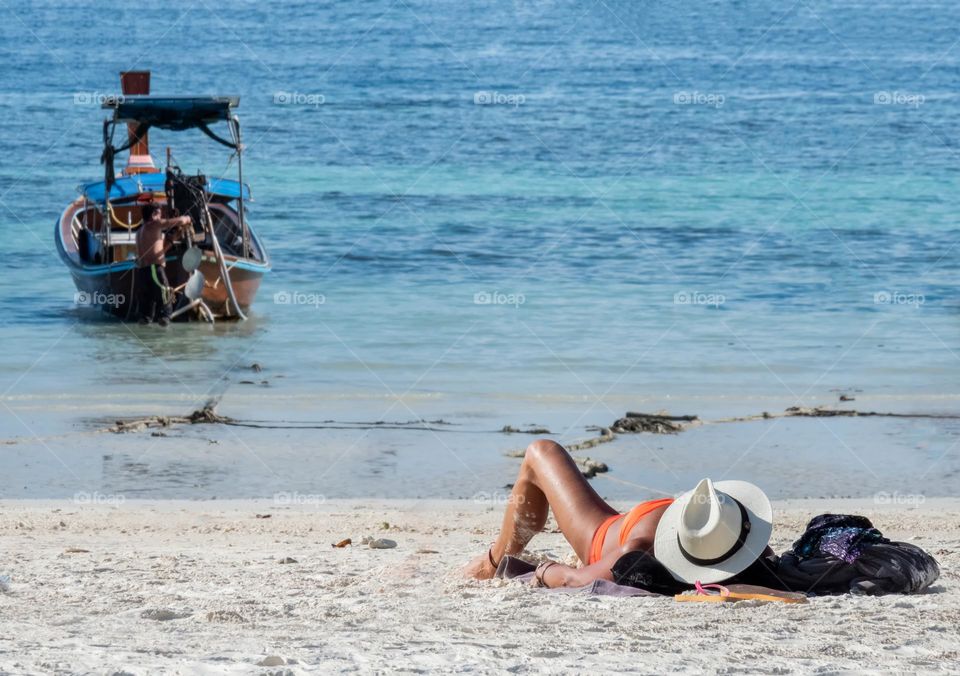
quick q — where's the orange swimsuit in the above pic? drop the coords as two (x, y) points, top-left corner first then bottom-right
(588, 498), (674, 565)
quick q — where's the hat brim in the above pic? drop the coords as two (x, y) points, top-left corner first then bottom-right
(653, 480), (773, 584)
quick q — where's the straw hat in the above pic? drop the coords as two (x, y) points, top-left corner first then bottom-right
(654, 478), (772, 584)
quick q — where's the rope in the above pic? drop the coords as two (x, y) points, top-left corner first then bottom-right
(106, 202), (142, 229)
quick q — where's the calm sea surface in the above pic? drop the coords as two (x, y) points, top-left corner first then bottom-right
(1, 1), (959, 498)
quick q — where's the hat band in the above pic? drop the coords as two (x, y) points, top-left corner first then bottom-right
(677, 497), (752, 567)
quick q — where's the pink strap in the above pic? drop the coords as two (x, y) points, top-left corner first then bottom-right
(694, 580), (730, 597)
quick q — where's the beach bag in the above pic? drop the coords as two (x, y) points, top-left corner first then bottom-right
(771, 513), (940, 595)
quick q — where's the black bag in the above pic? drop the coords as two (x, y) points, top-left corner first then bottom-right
(774, 540), (940, 595)
(612, 513), (940, 597)
(772, 513), (940, 595)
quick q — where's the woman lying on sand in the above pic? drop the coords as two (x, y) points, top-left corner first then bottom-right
(465, 439), (773, 588)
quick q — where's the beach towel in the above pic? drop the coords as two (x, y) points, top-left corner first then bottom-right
(494, 556), (658, 597)
(496, 553), (792, 598)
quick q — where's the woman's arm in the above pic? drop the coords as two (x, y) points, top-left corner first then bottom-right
(537, 537), (653, 588)
(538, 542), (777, 588)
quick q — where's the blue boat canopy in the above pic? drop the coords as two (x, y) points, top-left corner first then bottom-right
(80, 172), (251, 203)
(103, 96), (240, 131)
(98, 95), (247, 204)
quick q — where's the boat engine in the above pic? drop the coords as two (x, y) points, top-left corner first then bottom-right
(165, 167), (209, 238)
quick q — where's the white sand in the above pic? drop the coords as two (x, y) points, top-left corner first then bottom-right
(0, 498), (957, 674)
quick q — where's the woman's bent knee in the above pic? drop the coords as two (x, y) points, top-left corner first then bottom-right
(525, 438), (567, 464)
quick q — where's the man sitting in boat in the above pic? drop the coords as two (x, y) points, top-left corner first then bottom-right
(135, 203), (190, 326)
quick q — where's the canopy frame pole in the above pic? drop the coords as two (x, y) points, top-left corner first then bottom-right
(103, 119), (115, 256)
(203, 201), (247, 321)
(231, 115), (251, 260)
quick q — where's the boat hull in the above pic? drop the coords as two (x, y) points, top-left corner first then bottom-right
(56, 201), (269, 320)
(63, 256), (267, 320)
(173, 256), (266, 317)
(68, 266), (138, 318)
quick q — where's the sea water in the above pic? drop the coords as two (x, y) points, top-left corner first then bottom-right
(0, 1), (958, 498)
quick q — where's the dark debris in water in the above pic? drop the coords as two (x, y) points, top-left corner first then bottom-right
(109, 400), (233, 434)
(576, 457), (609, 479)
(501, 425), (552, 434)
(502, 406), (960, 479)
(105, 401), (457, 435)
(611, 412), (698, 434)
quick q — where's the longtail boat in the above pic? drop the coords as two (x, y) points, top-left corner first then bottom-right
(55, 71), (269, 321)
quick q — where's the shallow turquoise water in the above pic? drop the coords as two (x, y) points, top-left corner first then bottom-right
(1, 1), (959, 496)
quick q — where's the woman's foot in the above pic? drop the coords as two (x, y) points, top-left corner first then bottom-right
(463, 551), (499, 580)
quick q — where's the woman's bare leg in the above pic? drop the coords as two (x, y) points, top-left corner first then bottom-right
(465, 439), (618, 579)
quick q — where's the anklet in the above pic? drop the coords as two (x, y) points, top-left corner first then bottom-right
(535, 561), (559, 588)
(488, 547), (500, 570)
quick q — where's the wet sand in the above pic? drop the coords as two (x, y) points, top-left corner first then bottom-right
(2, 391), (958, 500)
